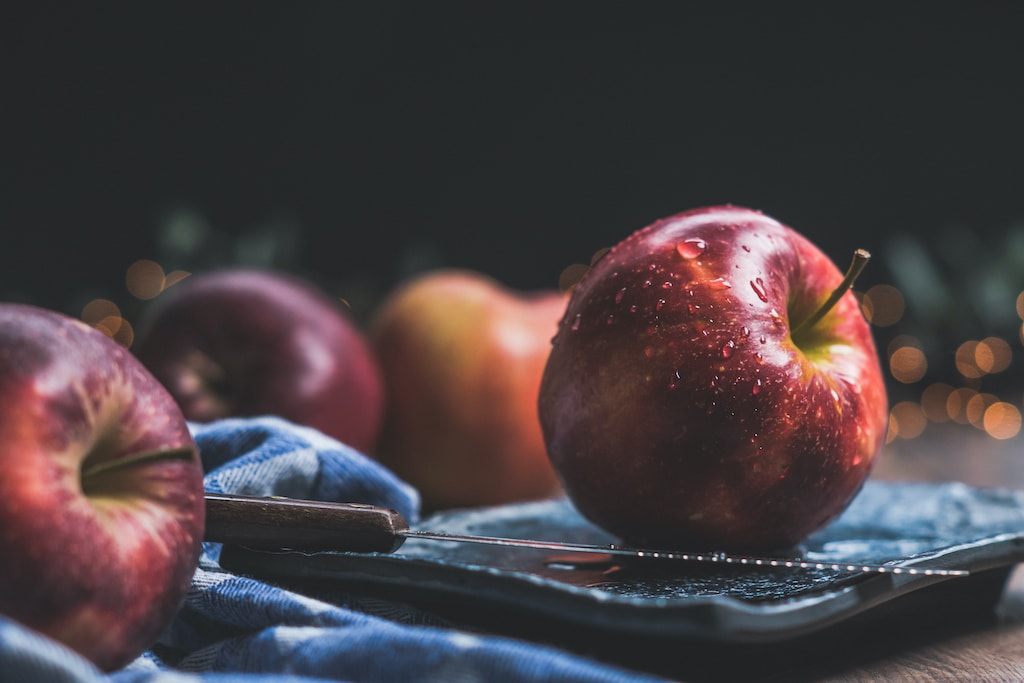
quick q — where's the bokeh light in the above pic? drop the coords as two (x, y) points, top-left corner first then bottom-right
(954, 337), (1013, 379)
(126, 259), (167, 300)
(558, 247), (613, 294)
(889, 345), (927, 384)
(861, 284), (905, 327)
(886, 400), (927, 443)
(946, 387), (977, 425)
(983, 402), (1022, 440)
(80, 298), (134, 347)
(966, 392), (999, 429)
(126, 259), (190, 300)
(921, 383), (954, 423)
(975, 336), (1012, 374)
(873, 290), (1021, 442)
(955, 340), (984, 379)
(590, 247), (611, 265)
(81, 298), (121, 325)
(164, 269), (191, 288)
(558, 263), (590, 294)
(94, 315), (134, 347)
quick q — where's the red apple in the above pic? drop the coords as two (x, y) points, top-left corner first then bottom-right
(370, 269), (567, 511)
(0, 303), (205, 671)
(133, 268), (384, 454)
(538, 205), (888, 552)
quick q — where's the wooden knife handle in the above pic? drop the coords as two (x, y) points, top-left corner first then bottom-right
(203, 492), (409, 553)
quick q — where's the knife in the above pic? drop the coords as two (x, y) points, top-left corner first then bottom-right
(202, 492), (969, 577)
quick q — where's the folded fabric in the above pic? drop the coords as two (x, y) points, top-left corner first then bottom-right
(0, 416), (671, 682)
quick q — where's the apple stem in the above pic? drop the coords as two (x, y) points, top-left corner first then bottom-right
(80, 445), (198, 484)
(791, 249), (871, 339)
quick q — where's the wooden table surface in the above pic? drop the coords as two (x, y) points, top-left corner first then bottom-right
(778, 566), (1024, 683)
(750, 425), (1024, 683)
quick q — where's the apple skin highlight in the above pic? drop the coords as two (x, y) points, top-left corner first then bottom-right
(539, 206), (888, 552)
(0, 304), (205, 671)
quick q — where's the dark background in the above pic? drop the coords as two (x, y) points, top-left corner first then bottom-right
(3, 2), (1024, 400)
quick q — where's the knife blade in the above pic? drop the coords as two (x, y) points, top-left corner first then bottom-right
(202, 492), (968, 577)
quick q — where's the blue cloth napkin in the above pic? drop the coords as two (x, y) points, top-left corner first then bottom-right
(0, 416), (670, 682)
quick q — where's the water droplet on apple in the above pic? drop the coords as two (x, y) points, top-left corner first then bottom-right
(642, 279), (653, 289)
(752, 378), (763, 394)
(721, 340), (736, 359)
(570, 314), (581, 331)
(676, 238), (707, 259)
(661, 281), (673, 290)
(740, 326), (750, 338)
(656, 298), (666, 311)
(754, 352), (763, 364)
(606, 314), (616, 325)
(769, 308), (784, 326)
(707, 277), (731, 290)
(742, 245), (751, 253)
(750, 278), (769, 303)
(615, 287), (627, 304)
(759, 336), (767, 344)
(629, 304), (638, 313)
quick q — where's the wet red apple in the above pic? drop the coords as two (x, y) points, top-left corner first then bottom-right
(538, 205), (888, 552)
(370, 269), (567, 511)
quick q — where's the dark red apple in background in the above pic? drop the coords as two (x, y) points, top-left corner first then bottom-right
(539, 205), (888, 552)
(133, 268), (384, 454)
(0, 304), (205, 671)
(370, 269), (567, 511)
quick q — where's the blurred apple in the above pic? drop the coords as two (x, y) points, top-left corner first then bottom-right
(370, 269), (567, 510)
(539, 206), (888, 552)
(0, 303), (205, 671)
(133, 268), (384, 454)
